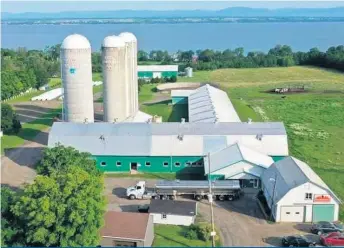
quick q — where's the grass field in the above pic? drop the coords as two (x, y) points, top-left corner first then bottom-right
(1, 106), (62, 154)
(153, 224), (220, 247)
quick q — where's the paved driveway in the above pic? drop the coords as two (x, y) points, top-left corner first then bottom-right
(104, 178), (314, 246)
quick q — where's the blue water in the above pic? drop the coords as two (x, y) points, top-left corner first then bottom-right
(1, 22), (344, 52)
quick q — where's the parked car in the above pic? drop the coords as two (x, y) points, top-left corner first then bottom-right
(137, 204), (149, 213)
(311, 221), (344, 235)
(320, 232), (344, 247)
(282, 235), (316, 247)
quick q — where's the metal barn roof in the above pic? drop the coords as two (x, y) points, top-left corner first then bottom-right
(48, 122), (288, 156)
(204, 143), (274, 174)
(138, 65), (178, 72)
(261, 156), (341, 204)
(171, 90), (194, 97)
(188, 84), (241, 123)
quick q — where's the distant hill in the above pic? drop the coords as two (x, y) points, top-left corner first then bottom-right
(2, 7), (344, 20)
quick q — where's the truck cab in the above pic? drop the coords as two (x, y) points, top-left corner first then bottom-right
(126, 181), (146, 199)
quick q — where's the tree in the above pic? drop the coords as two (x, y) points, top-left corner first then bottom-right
(11, 166), (106, 247)
(1, 103), (22, 134)
(37, 145), (101, 177)
(1, 186), (24, 247)
(138, 50), (148, 61)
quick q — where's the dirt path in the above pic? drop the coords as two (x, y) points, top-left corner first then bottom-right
(1, 129), (49, 188)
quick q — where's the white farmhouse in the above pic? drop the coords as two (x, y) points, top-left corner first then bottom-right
(149, 200), (197, 226)
(261, 156), (341, 223)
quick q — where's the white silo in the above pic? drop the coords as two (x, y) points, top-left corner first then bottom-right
(119, 32), (138, 115)
(102, 36), (127, 122)
(60, 34), (94, 123)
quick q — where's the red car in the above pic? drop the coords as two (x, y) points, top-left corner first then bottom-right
(320, 232), (344, 246)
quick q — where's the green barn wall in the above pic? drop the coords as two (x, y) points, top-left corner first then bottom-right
(138, 71), (177, 79)
(207, 174), (225, 180)
(172, 96), (188, 105)
(161, 71), (178, 78)
(138, 71), (153, 78)
(94, 155), (204, 174)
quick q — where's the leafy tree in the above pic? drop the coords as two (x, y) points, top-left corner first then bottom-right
(37, 145), (101, 177)
(11, 166), (106, 247)
(1, 103), (22, 134)
(138, 50), (149, 61)
(1, 187), (25, 247)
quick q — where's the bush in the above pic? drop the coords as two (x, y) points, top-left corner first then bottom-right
(184, 229), (198, 240)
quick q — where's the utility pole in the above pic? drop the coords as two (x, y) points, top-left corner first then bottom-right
(269, 173), (277, 221)
(207, 152), (216, 247)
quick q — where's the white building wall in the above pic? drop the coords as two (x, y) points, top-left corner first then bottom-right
(212, 161), (265, 179)
(150, 135), (203, 156)
(275, 183), (339, 222)
(226, 135), (288, 156)
(150, 213), (194, 226)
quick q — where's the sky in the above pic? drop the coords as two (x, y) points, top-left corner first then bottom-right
(2, 1), (344, 13)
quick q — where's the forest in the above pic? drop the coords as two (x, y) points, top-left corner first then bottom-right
(2, 44), (344, 100)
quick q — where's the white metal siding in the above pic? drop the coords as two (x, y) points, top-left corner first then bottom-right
(276, 184), (339, 222)
(138, 65), (178, 72)
(150, 213), (194, 226)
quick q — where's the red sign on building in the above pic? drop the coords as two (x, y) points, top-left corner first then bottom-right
(314, 195), (331, 203)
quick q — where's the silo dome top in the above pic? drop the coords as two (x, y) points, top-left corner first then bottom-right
(119, 32), (137, 42)
(102, 35), (125, 48)
(61, 34), (91, 49)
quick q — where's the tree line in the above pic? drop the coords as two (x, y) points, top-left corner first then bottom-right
(136, 45), (344, 72)
(1, 145), (106, 247)
(1, 45), (60, 100)
(2, 44), (343, 99)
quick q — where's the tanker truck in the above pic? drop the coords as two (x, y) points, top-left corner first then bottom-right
(126, 180), (242, 201)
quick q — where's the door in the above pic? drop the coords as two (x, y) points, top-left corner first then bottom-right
(131, 162), (138, 171)
(312, 204), (335, 222)
(280, 206), (305, 222)
(113, 240), (137, 247)
(153, 72), (161, 78)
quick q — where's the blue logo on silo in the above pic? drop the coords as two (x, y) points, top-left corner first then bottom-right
(70, 68), (76, 74)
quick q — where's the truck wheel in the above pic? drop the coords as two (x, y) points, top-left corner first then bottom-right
(152, 195), (158, 200)
(227, 195), (234, 201)
(129, 195), (136, 200)
(161, 195), (168, 200)
(218, 195), (225, 201)
(169, 195), (176, 200)
(195, 195), (202, 201)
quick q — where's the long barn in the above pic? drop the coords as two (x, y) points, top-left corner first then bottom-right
(48, 122), (288, 176)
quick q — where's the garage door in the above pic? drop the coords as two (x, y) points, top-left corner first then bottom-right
(312, 205), (334, 222)
(280, 206), (304, 222)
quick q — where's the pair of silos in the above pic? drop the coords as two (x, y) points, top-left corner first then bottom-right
(101, 32), (138, 122)
(60, 33), (138, 123)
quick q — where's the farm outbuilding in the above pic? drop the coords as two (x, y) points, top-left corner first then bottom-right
(138, 65), (178, 79)
(171, 90), (194, 105)
(100, 211), (154, 247)
(188, 84), (241, 123)
(149, 200), (197, 226)
(261, 157), (341, 223)
(48, 121), (288, 174)
(204, 143), (274, 188)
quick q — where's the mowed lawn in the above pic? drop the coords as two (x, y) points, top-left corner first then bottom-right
(153, 224), (218, 247)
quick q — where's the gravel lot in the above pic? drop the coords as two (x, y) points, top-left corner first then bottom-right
(105, 177), (320, 246)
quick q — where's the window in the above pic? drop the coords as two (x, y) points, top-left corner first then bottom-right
(191, 162), (197, 167)
(305, 193), (313, 200)
(136, 186), (142, 190)
(197, 162), (202, 166)
(286, 212), (290, 214)
(175, 162), (181, 167)
(162, 214), (167, 219)
(163, 162), (169, 167)
(100, 161), (106, 166)
(186, 162), (191, 166)
(145, 162), (151, 167)
(116, 161), (121, 166)
(296, 212), (300, 214)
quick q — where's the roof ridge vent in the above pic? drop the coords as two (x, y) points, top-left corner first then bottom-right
(247, 118), (252, 124)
